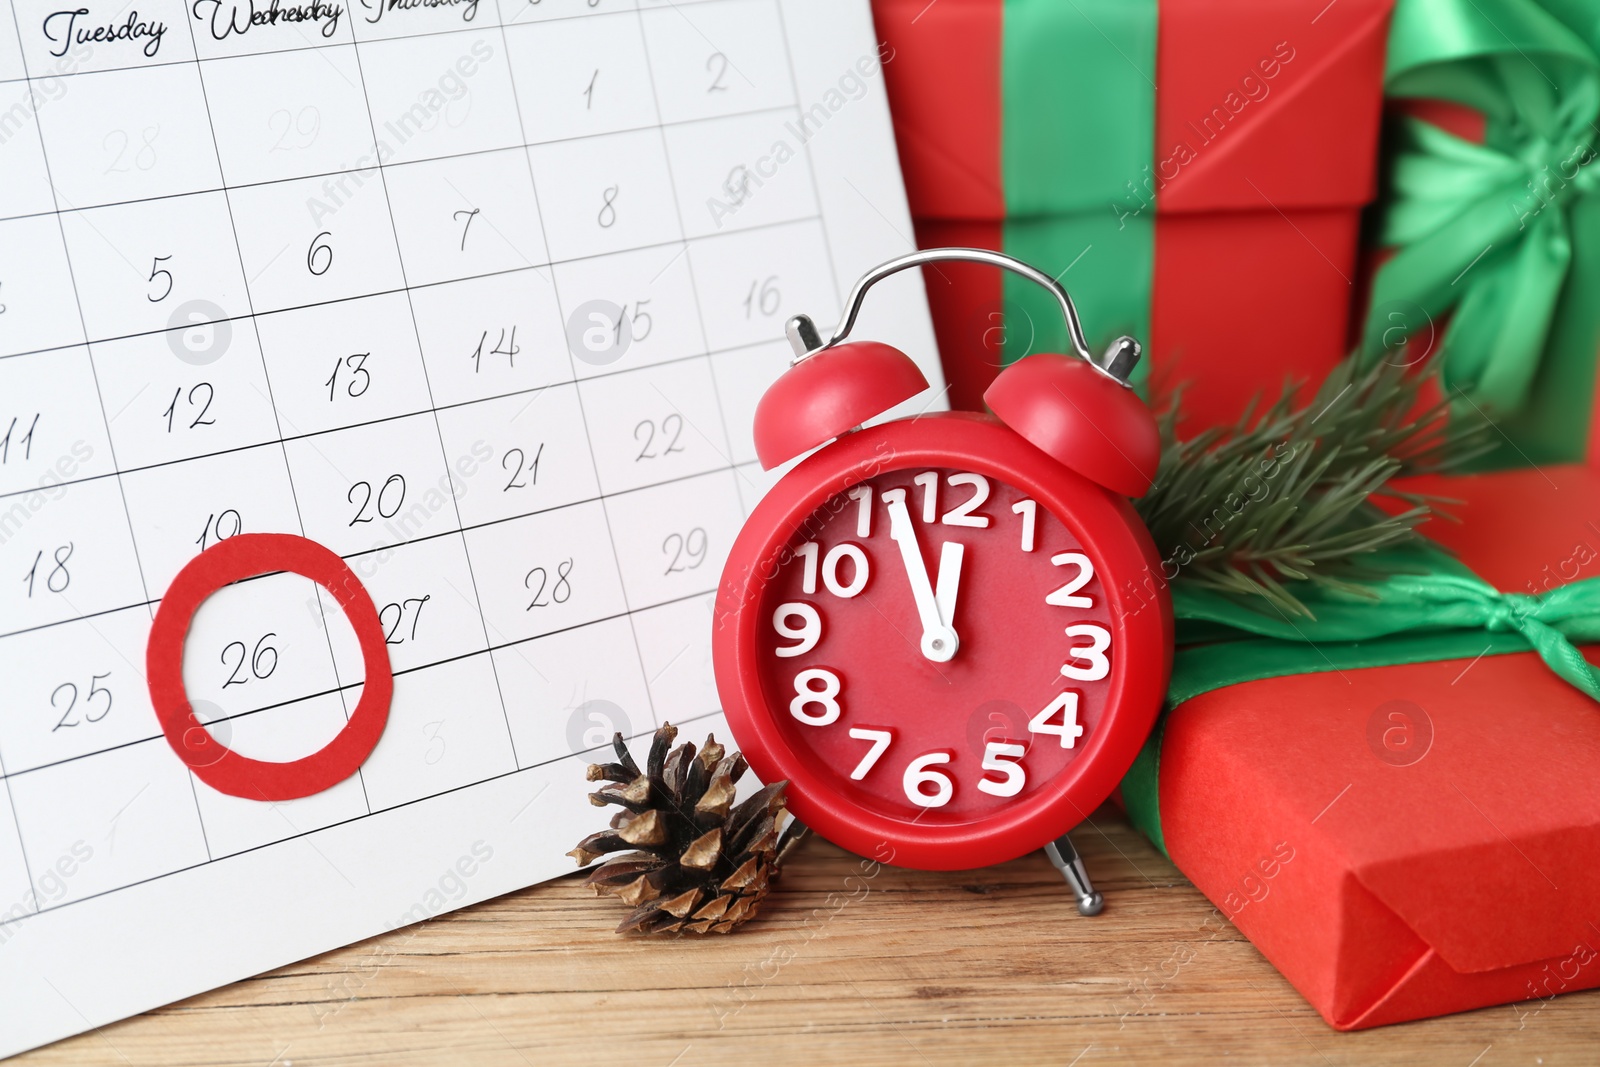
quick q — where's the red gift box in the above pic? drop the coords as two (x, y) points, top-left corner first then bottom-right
(1146, 463), (1600, 1029)
(872, 0), (1392, 427)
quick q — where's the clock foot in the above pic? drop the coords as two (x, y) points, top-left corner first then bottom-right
(1044, 833), (1104, 916)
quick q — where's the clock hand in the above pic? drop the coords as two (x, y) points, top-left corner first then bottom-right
(883, 491), (958, 663)
(934, 540), (965, 631)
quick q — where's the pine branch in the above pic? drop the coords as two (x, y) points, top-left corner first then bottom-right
(1133, 357), (1493, 618)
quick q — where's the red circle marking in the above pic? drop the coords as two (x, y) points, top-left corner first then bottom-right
(147, 533), (393, 801)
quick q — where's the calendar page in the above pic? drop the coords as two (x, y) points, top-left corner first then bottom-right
(0, 0), (940, 1052)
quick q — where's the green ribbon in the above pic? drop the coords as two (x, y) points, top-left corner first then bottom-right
(999, 0), (1157, 377)
(1358, 0), (1600, 467)
(1120, 543), (1600, 854)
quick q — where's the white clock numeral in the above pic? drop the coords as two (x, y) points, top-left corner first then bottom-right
(1061, 624), (1111, 681)
(902, 751), (954, 808)
(977, 742), (1027, 797)
(1012, 498), (1037, 552)
(941, 473), (991, 528)
(794, 541), (820, 594)
(790, 667), (842, 725)
(772, 602), (821, 658)
(1029, 691), (1084, 748)
(847, 726), (893, 780)
(848, 485), (873, 537)
(1045, 551), (1095, 608)
(795, 541), (870, 598)
(822, 543), (869, 598)
(913, 471), (939, 522)
(889, 472), (993, 528)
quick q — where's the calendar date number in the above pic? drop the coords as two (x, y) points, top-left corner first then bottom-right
(1, 414), (39, 464)
(51, 673), (113, 732)
(23, 544), (73, 598)
(502, 443), (543, 491)
(163, 383), (217, 433)
(634, 414), (685, 461)
(196, 509), (243, 551)
(326, 354), (372, 401)
(221, 633), (278, 688)
(525, 558), (573, 610)
(379, 595), (431, 646)
(348, 474), (406, 526)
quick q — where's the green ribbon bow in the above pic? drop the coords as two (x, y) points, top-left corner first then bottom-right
(1358, 0), (1600, 466)
(1122, 542), (1600, 854)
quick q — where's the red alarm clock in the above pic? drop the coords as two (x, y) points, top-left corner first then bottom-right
(712, 249), (1172, 908)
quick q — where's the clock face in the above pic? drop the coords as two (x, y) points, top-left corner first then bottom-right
(753, 464), (1121, 826)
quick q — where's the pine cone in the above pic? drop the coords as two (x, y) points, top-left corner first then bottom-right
(568, 723), (794, 934)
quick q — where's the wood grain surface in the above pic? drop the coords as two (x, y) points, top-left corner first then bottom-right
(16, 806), (1599, 1066)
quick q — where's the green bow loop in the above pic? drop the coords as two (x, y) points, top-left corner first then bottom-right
(1359, 0), (1600, 424)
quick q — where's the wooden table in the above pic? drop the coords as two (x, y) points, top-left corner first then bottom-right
(17, 807), (1600, 1066)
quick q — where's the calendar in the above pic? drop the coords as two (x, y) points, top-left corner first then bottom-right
(0, 0), (940, 1052)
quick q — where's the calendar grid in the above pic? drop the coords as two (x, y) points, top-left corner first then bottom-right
(1, 456), (742, 646)
(184, 750), (217, 862)
(493, 0), (661, 729)
(0, 705), (728, 931)
(4, 0), (188, 910)
(1, 585), (721, 789)
(0, 0), (740, 90)
(335, 2), (524, 767)
(0, 214), (819, 367)
(631, 0), (754, 526)
(175, 2), (380, 820)
(0, 0), (946, 1050)
(0, 646), (31, 916)
(0, 0), (922, 970)
(1, 21), (156, 606)
(0, 101), (812, 231)
(773, 6), (843, 319)
(0, 335), (791, 508)
(0, 214), (820, 362)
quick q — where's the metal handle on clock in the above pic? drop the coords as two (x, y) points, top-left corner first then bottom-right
(785, 247), (1141, 387)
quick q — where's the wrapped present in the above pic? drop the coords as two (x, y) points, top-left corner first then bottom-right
(1120, 462), (1600, 1029)
(1355, 0), (1600, 468)
(871, 0), (1392, 424)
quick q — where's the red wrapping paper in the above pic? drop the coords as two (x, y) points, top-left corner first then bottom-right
(873, 0), (1392, 427)
(1157, 463), (1600, 1029)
